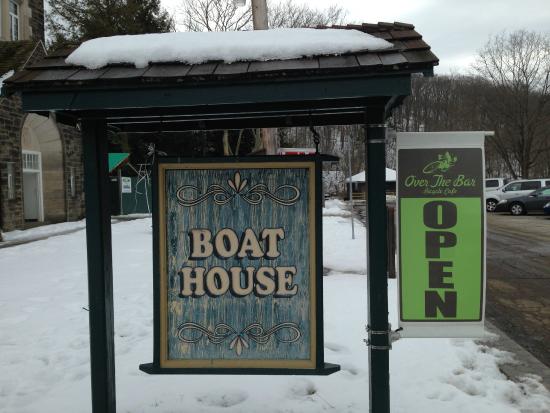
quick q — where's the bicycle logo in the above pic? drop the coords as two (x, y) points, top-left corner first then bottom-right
(422, 152), (458, 174)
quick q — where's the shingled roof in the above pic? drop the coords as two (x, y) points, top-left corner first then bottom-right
(4, 22), (438, 92)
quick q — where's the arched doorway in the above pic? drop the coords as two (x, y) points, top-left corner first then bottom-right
(21, 114), (65, 223)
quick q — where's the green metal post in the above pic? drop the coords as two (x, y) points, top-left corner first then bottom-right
(365, 112), (390, 412)
(82, 118), (117, 413)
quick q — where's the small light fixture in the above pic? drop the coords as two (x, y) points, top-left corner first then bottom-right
(234, 0), (246, 6)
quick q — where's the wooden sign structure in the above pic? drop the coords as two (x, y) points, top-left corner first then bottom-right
(140, 156), (339, 375)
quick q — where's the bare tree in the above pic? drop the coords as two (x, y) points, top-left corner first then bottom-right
(268, 1), (346, 28)
(387, 69), (550, 179)
(179, 0), (347, 154)
(179, 0), (345, 32)
(379, 30), (550, 179)
(179, 0), (252, 31)
(473, 30), (550, 178)
(279, 124), (365, 190)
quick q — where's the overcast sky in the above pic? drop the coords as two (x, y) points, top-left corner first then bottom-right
(162, 0), (550, 74)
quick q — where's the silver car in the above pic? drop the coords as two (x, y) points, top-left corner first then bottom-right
(486, 178), (550, 212)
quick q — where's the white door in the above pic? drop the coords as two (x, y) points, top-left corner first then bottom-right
(22, 151), (44, 221)
(23, 172), (40, 220)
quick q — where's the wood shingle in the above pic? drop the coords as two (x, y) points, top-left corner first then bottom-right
(3, 22), (438, 93)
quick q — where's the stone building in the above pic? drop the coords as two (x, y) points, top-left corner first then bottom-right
(0, 0), (84, 235)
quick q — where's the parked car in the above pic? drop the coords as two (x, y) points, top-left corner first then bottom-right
(544, 201), (550, 215)
(485, 178), (550, 212)
(485, 177), (508, 190)
(494, 186), (550, 215)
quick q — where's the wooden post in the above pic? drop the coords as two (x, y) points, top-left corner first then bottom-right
(82, 118), (117, 413)
(365, 109), (390, 413)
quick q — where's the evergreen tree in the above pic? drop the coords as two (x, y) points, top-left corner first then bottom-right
(46, 0), (174, 48)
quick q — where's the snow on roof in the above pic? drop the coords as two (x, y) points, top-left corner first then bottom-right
(0, 70), (14, 95)
(345, 168), (396, 183)
(66, 28), (393, 70)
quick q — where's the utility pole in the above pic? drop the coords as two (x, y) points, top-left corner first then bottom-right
(248, 0), (277, 154)
(233, 0), (277, 154)
(251, 0), (268, 29)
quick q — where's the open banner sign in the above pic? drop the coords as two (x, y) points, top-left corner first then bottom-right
(140, 157), (339, 375)
(396, 133), (486, 338)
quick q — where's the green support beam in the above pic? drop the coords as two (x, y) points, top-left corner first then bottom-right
(21, 75), (411, 113)
(82, 118), (117, 413)
(365, 110), (390, 413)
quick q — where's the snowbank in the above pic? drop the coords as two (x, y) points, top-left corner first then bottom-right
(1, 219), (86, 242)
(66, 28), (393, 69)
(323, 198), (352, 217)
(1, 204), (549, 412)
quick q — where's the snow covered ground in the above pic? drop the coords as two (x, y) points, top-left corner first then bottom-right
(1, 215), (152, 244)
(0, 201), (549, 412)
(1, 219), (86, 243)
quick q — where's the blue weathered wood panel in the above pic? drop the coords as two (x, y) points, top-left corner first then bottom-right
(164, 166), (312, 362)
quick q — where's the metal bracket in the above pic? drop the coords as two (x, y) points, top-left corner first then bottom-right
(390, 327), (402, 344)
(363, 324), (403, 350)
(309, 124), (321, 154)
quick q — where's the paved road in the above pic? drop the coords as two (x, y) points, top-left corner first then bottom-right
(486, 213), (550, 367)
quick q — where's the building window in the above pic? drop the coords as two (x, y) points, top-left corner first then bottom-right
(22, 152), (40, 171)
(9, 1), (20, 41)
(7, 163), (15, 200)
(69, 167), (76, 197)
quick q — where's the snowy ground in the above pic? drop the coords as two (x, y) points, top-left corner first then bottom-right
(0, 219), (86, 243)
(0, 215), (154, 244)
(0, 201), (549, 412)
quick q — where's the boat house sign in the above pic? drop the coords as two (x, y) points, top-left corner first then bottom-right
(142, 157), (338, 374)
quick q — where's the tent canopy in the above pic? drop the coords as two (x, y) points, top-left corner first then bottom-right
(345, 168), (397, 183)
(108, 153), (130, 173)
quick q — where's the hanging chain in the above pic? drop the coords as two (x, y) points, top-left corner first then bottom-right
(309, 124), (321, 154)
